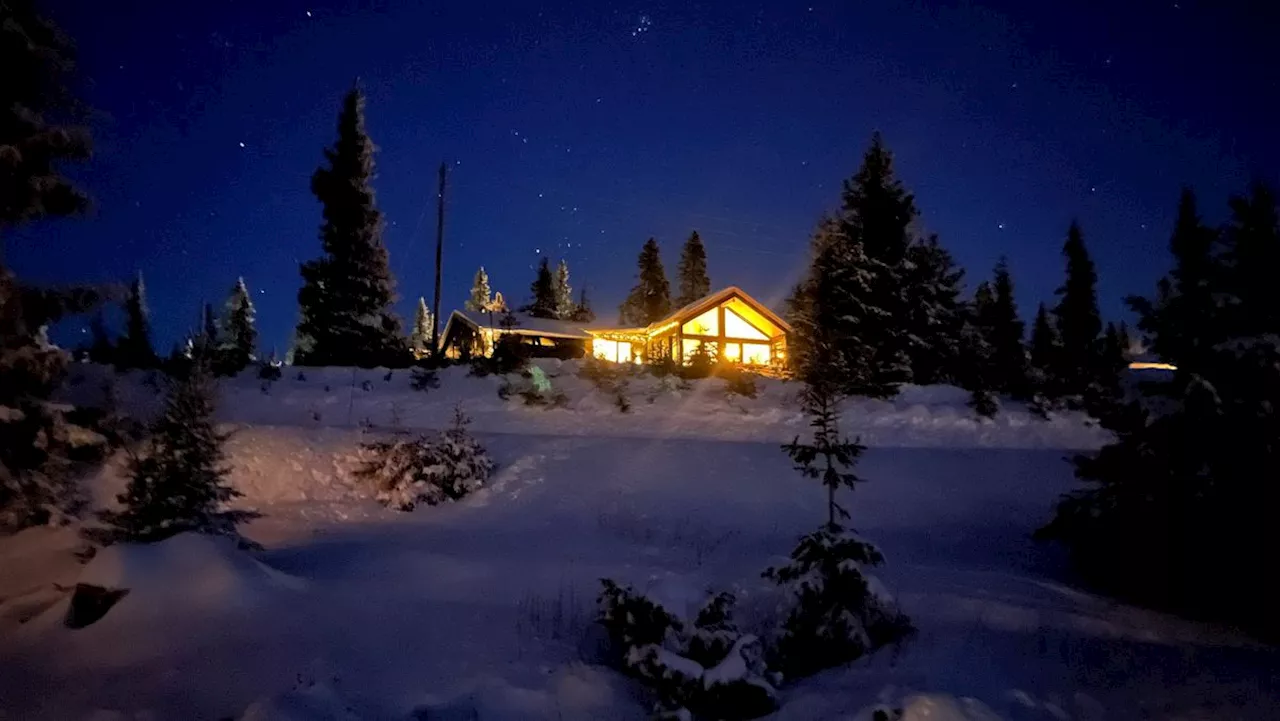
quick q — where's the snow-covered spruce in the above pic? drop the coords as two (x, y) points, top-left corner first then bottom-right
(87, 360), (256, 546)
(763, 525), (911, 680)
(356, 405), (494, 510)
(597, 579), (778, 720)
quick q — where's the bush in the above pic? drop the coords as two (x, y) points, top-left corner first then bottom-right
(716, 363), (759, 399)
(597, 579), (778, 720)
(257, 361), (282, 382)
(681, 344), (716, 379)
(409, 367), (439, 391)
(356, 405), (494, 510)
(579, 356), (632, 412)
(762, 526), (911, 680)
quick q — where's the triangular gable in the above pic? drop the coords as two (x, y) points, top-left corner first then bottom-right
(655, 286), (791, 336)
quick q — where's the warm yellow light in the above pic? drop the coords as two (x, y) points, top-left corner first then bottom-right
(1129, 361), (1177, 371)
(742, 342), (770, 365)
(682, 308), (719, 336)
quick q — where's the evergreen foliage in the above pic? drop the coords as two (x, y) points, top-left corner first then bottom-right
(1041, 183), (1280, 639)
(91, 359), (255, 545)
(358, 405), (494, 510)
(465, 266), (492, 312)
(553, 259), (574, 320)
(0, 0), (91, 228)
(974, 259), (1028, 398)
(675, 230), (711, 307)
(524, 256), (558, 319)
(116, 272), (156, 369)
(619, 238), (671, 326)
(409, 297), (433, 357)
(1050, 222), (1103, 400)
(294, 86), (407, 367)
(1027, 302), (1060, 393)
(568, 287), (596, 323)
(200, 302), (219, 357)
(216, 277), (257, 375)
(902, 235), (966, 385)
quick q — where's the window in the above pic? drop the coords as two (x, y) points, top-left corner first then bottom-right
(724, 308), (769, 340)
(681, 308), (719, 336)
(681, 338), (703, 361)
(742, 342), (770, 365)
(723, 342), (741, 362)
(594, 339), (630, 363)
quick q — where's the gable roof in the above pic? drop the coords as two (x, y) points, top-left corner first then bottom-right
(652, 286), (791, 336)
(442, 309), (593, 341)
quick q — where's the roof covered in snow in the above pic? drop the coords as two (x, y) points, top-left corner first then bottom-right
(447, 310), (594, 339)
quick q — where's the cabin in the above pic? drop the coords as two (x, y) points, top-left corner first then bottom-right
(439, 286), (791, 368)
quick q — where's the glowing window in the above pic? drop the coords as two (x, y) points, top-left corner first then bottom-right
(594, 339), (619, 362)
(681, 338), (702, 361)
(724, 308), (769, 340)
(681, 308), (719, 336)
(742, 342), (770, 365)
(723, 342), (741, 362)
(617, 341), (632, 362)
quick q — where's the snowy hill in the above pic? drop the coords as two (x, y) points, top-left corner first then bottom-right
(0, 363), (1274, 720)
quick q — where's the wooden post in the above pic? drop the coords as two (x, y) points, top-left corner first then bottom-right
(429, 162), (447, 360)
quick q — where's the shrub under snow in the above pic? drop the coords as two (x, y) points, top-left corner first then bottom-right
(763, 525), (911, 680)
(597, 579), (778, 720)
(356, 405), (494, 510)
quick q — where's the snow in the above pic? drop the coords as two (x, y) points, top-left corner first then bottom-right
(0, 364), (1275, 720)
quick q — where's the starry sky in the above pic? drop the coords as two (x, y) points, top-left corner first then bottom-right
(10, 0), (1279, 353)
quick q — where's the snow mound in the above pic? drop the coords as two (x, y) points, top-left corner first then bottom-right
(237, 683), (362, 721)
(77, 533), (305, 613)
(411, 665), (642, 721)
(853, 694), (1004, 721)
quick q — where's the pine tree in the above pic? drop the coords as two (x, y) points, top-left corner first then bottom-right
(982, 258), (1029, 397)
(490, 291), (508, 313)
(410, 297), (433, 357)
(524, 256), (558, 319)
(1028, 302), (1060, 395)
(1042, 184), (1280, 638)
(902, 235), (966, 385)
(0, 0), (91, 228)
(200, 302), (218, 353)
(553, 259), (574, 319)
(294, 86), (407, 368)
(1051, 221), (1102, 401)
(86, 310), (115, 364)
(787, 219), (882, 396)
(569, 287), (596, 323)
(93, 359), (255, 544)
(465, 267), (492, 312)
(217, 277), (256, 374)
(619, 238), (671, 326)
(116, 272), (156, 369)
(675, 231), (711, 307)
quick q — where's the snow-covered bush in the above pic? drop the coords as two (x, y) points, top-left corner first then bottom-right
(597, 579), (778, 720)
(357, 405), (494, 510)
(716, 364), (759, 399)
(579, 355), (632, 412)
(409, 366), (439, 391)
(762, 525), (911, 680)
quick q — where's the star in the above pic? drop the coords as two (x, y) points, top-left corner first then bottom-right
(238, 142), (246, 148)
(306, 10), (312, 17)
(997, 223), (1005, 230)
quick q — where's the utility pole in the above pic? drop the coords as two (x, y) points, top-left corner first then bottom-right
(430, 161), (446, 360)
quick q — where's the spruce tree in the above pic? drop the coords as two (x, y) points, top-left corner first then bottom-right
(553, 259), (574, 319)
(201, 302), (219, 354)
(465, 267), (492, 312)
(93, 358), (255, 545)
(1051, 221), (1102, 401)
(675, 230), (711, 307)
(116, 272), (156, 369)
(524, 256), (558, 319)
(983, 258), (1029, 397)
(787, 219), (880, 396)
(410, 297), (433, 357)
(1042, 184), (1280, 637)
(1028, 302), (1060, 395)
(902, 235), (966, 385)
(217, 277), (256, 374)
(294, 86), (406, 367)
(619, 238), (671, 326)
(569, 287), (596, 323)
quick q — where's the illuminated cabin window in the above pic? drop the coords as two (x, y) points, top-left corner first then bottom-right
(682, 338), (718, 361)
(724, 308), (769, 340)
(593, 339), (632, 363)
(681, 308), (719, 336)
(723, 343), (741, 362)
(742, 342), (770, 365)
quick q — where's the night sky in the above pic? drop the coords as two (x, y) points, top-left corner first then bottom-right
(10, 0), (1279, 353)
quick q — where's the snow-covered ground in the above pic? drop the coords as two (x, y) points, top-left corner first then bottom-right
(1, 363), (1275, 720)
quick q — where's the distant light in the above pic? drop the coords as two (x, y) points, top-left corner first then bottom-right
(1129, 361), (1176, 371)
(306, 10), (312, 17)
(239, 142), (246, 148)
